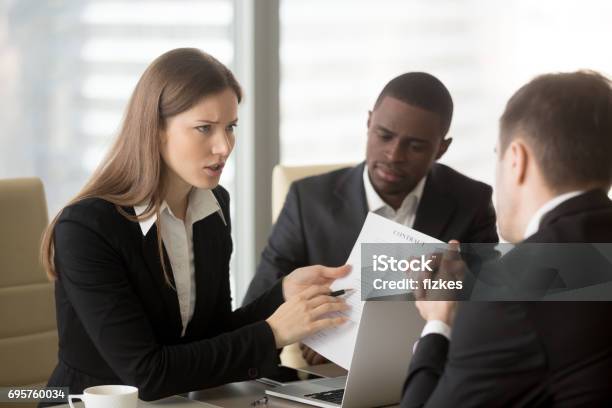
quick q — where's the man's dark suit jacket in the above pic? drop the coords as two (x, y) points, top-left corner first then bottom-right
(401, 189), (612, 407)
(44, 187), (281, 404)
(244, 162), (498, 304)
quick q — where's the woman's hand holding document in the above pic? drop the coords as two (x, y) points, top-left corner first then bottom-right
(302, 212), (443, 369)
(282, 264), (352, 300)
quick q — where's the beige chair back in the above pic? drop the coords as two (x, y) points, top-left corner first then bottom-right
(272, 164), (354, 368)
(272, 163), (354, 223)
(0, 178), (57, 387)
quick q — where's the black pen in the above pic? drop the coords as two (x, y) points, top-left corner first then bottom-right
(330, 288), (354, 297)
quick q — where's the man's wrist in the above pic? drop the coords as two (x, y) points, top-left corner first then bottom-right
(420, 320), (452, 340)
(413, 320), (452, 354)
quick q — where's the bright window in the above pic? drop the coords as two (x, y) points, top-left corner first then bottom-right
(0, 0), (235, 215)
(280, 0), (612, 187)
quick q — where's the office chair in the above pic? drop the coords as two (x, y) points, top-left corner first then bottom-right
(0, 178), (57, 389)
(271, 163), (354, 368)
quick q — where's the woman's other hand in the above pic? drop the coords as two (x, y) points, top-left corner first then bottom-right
(266, 285), (349, 348)
(300, 343), (329, 366)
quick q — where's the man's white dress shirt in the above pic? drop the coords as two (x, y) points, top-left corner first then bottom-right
(362, 165), (426, 228)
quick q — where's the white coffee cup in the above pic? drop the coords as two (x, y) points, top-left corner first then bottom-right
(68, 385), (138, 408)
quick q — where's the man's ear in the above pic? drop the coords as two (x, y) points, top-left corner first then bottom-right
(510, 140), (528, 185)
(367, 110), (372, 129)
(435, 137), (452, 160)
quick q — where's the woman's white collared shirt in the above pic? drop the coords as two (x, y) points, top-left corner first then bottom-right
(134, 188), (226, 337)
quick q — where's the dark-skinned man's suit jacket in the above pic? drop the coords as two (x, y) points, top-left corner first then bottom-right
(401, 189), (612, 407)
(244, 162), (498, 304)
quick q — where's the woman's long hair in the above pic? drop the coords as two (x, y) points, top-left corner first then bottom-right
(40, 48), (242, 284)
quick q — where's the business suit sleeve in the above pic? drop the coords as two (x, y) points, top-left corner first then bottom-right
(464, 185), (498, 244)
(401, 334), (449, 408)
(400, 302), (546, 407)
(215, 258), (285, 330)
(54, 217), (279, 401)
(244, 182), (308, 304)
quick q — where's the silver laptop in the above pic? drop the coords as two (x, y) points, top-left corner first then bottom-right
(266, 300), (421, 407)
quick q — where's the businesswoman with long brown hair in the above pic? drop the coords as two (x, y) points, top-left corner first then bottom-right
(39, 48), (349, 403)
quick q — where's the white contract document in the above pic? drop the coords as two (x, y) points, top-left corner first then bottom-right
(302, 212), (443, 369)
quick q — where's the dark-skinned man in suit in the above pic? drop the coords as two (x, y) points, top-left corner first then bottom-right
(244, 72), (499, 364)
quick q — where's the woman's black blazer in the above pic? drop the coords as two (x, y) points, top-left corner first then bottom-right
(45, 186), (283, 401)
